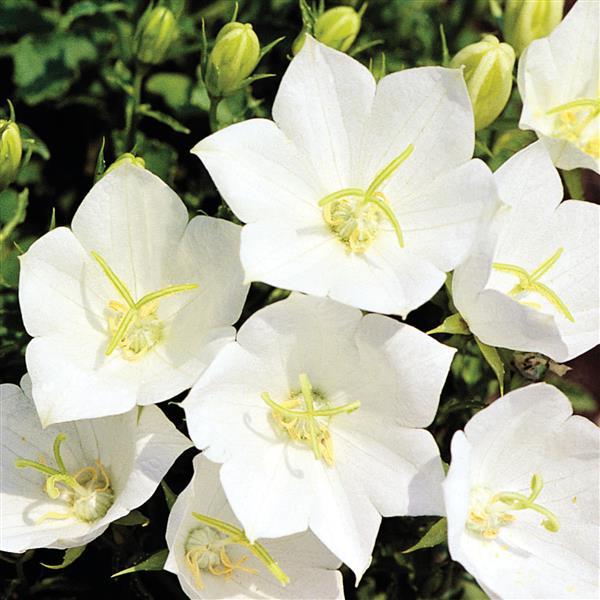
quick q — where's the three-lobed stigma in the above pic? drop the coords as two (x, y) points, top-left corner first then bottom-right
(546, 97), (600, 159)
(261, 373), (360, 466)
(492, 247), (575, 322)
(185, 513), (289, 590)
(91, 251), (198, 361)
(319, 144), (413, 253)
(467, 473), (559, 540)
(15, 433), (115, 524)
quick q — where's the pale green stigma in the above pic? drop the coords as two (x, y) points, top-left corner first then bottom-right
(184, 513), (289, 590)
(319, 144), (413, 253)
(546, 97), (600, 159)
(91, 251), (198, 360)
(492, 247), (574, 322)
(468, 473), (560, 540)
(262, 373), (360, 466)
(16, 433), (115, 524)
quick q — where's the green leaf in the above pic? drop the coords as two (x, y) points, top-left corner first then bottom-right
(489, 129), (537, 171)
(11, 33), (97, 105)
(41, 545), (86, 570)
(403, 518), (447, 553)
(111, 549), (168, 578)
(475, 337), (505, 395)
(59, 1), (129, 30)
(137, 105), (191, 134)
(113, 510), (149, 527)
(0, 0), (55, 35)
(161, 480), (177, 510)
(428, 312), (470, 336)
(146, 73), (193, 111)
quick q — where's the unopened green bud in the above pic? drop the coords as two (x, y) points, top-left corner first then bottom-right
(314, 6), (362, 52)
(450, 35), (515, 131)
(105, 153), (145, 176)
(206, 22), (261, 98)
(504, 0), (564, 56)
(135, 6), (178, 65)
(0, 119), (22, 190)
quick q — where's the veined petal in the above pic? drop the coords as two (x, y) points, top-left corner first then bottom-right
(71, 164), (189, 298)
(191, 119), (322, 224)
(361, 66), (474, 196)
(272, 36), (376, 191)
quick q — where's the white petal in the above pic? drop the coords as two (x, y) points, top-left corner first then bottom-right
(334, 421), (445, 517)
(354, 314), (455, 427)
(361, 66), (474, 196)
(538, 132), (600, 174)
(191, 119), (322, 224)
(272, 36), (376, 191)
(71, 164), (189, 298)
(18, 227), (108, 337)
(398, 158), (497, 274)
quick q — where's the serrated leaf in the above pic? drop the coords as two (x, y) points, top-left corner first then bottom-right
(41, 545), (86, 570)
(111, 549), (168, 578)
(403, 518), (447, 553)
(138, 105), (190, 134)
(113, 510), (149, 527)
(428, 313), (471, 336)
(475, 337), (505, 395)
(146, 73), (193, 111)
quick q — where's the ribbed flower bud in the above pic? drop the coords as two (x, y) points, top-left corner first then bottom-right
(0, 119), (22, 190)
(504, 0), (564, 56)
(314, 6), (361, 52)
(450, 35), (516, 131)
(205, 22), (261, 98)
(135, 6), (178, 65)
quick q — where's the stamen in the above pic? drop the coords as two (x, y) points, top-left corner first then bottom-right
(191, 513), (289, 586)
(546, 98), (600, 115)
(91, 251), (198, 359)
(492, 247), (574, 322)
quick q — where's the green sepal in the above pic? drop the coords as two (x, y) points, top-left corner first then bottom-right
(475, 337), (506, 395)
(111, 549), (168, 578)
(403, 518), (447, 553)
(428, 313), (471, 336)
(41, 545), (86, 570)
(113, 510), (149, 527)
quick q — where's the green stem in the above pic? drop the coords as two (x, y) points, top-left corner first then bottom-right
(208, 95), (222, 132)
(125, 64), (147, 151)
(0, 189), (28, 244)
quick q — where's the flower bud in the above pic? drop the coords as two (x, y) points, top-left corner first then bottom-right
(314, 6), (361, 52)
(0, 119), (22, 190)
(135, 6), (178, 65)
(105, 153), (145, 176)
(504, 0), (564, 56)
(450, 35), (515, 131)
(205, 22), (261, 98)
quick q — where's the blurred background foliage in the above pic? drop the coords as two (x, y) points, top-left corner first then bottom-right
(0, 0), (597, 598)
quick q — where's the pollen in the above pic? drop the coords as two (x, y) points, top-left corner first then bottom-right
(261, 373), (360, 466)
(91, 251), (198, 361)
(547, 97), (600, 159)
(318, 144), (413, 253)
(16, 433), (115, 524)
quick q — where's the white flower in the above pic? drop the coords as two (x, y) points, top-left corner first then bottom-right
(443, 383), (600, 599)
(0, 378), (192, 553)
(191, 37), (497, 317)
(518, 0), (600, 173)
(453, 141), (599, 362)
(182, 293), (454, 579)
(19, 164), (248, 426)
(165, 454), (344, 599)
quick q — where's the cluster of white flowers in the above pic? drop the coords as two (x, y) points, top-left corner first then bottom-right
(2, 2), (599, 599)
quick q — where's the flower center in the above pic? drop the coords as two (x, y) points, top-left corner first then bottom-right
(261, 373), (360, 466)
(547, 98), (600, 158)
(467, 473), (559, 540)
(492, 247), (574, 322)
(16, 433), (115, 524)
(319, 144), (413, 253)
(91, 251), (198, 361)
(185, 513), (289, 590)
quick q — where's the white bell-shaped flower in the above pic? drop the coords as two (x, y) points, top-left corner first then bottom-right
(183, 293), (454, 579)
(1, 378), (192, 553)
(19, 164), (249, 425)
(192, 37), (497, 317)
(444, 383), (599, 599)
(518, 0), (599, 173)
(453, 141), (599, 362)
(165, 454), (344, 599)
